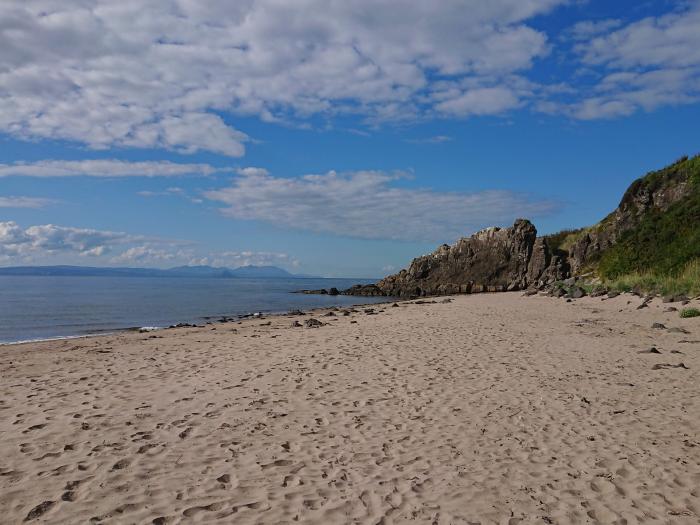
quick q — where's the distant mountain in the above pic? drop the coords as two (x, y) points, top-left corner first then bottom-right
(0, 264), (307, 279)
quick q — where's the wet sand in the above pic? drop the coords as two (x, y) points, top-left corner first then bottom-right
(1, 293), (699, 524)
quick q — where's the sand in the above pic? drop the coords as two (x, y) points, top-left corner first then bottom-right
(1, 292), (699, 524)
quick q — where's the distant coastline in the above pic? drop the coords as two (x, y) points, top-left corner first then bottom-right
(0, 264), (319, 279)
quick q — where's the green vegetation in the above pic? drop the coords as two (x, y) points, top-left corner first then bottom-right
(603, 259), (700, 297)
(680, 307), (700, 318)
(597, 154), (700, 279)
(597, 189), (700, 278)
(543, 227), (586, 254)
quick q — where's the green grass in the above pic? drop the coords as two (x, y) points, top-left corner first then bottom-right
(604, 259), (700, 297)
(597, 188), (700, 278)
(680, 308), (700, 318)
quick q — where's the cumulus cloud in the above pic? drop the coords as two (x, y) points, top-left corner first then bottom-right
(0, 0), (571, 154)
(0, 220), (299, 269)
(0, 221), (138, 260)
(0, 196), (53, 208)
(204, 168), (559, 242)
(561, 2), (700, 119)
(0, 159), (223, 178)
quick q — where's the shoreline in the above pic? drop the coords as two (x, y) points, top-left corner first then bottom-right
(0, 296), (397, 348)
(2, 292), (699, 523)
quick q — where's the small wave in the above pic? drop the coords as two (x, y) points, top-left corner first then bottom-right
(0, 333), (104, 346)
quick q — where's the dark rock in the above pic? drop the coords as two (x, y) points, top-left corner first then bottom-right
(664, 307), (678, 312)
(291, 321), (302, 328)
(304, 318), (324, 328)
(639, 347), (662, 354)
(324, 311), (336, 317)
(607, 291), (620, 299)
(552, 287), (566, 298)
(570, 287), (586, 299)
(342, 284), (386, 297)
(328, 287), (340, 296)
(522, 289), (538, 297)
(353, 220), (567, 298)
(652, 322), (667, 329)
(652, 363), (689, 370)
(287, 309), (304, 316)
(391, 303), (400, 307)
(25, 501), (55, 521)
(169, 323), (197, 329)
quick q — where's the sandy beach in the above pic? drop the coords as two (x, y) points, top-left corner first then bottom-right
(1, 292), (699, 524)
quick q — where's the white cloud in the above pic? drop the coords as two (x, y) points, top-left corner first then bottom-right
(110, 245), (181, 264)
(0, 0), (570, 154)
(564, 19), (622, 41)
(435, 87), (522, 116)
(204, 168), (559, 242)
(0, 159), (223, 178)
(0, 196), (53, 208)
(0, 220), (300, 269)
(561, 2), (700, 119)
(0, 221), (138, 259)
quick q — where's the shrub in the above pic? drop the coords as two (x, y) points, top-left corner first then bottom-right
(680, 308), (700, 319)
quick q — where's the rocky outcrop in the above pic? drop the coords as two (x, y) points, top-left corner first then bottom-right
(568, 156), (694, 273)
(348, 219), (567, 298)
(343, 155), (699, 299)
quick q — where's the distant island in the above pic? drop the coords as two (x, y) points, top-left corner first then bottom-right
(0, 264), (317, 279)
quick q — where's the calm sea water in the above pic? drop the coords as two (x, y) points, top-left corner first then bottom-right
(0, 276), (387, 344)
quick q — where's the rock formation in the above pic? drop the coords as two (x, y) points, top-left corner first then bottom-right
(346, 219), (567, 297)
(344, 155), (699, 298)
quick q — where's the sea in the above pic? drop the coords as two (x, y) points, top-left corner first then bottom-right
(0, 276), (388, 344)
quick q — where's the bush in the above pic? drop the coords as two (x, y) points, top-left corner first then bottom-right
(680, 308), (700, 318)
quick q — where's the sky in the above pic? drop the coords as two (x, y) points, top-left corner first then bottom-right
(1, 0), (700, 277)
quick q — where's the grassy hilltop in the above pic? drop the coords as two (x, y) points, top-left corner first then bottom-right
(547, 154), (700, 296)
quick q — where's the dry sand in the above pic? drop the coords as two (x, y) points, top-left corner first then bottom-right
(1, 292), (699, 524)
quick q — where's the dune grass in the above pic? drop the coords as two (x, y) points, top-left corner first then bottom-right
(604, 258), (700, 297)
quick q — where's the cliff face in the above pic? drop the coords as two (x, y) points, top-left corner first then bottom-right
(568, 155), (698, 274)
(362, 219), (567, 297)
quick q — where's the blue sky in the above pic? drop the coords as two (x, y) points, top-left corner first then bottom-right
(1, 0), (699, 277)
